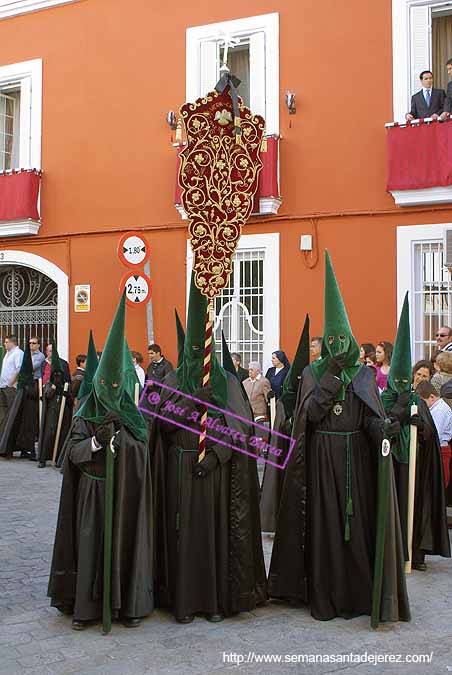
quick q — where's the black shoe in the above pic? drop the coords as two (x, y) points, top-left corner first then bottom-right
(205, 613), (224, 622)
(177, 615), (194, 624)
(29, 452), (37, 462)
(412, 562), (427, 571)
(57, 605), (73, 616)
(71, 620), (87, 631)
(123, 617), (141, 628)
(20, 451), (31, 459)
(37, 461), (46, 468)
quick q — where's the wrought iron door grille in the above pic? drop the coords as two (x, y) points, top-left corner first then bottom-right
(0, 266), (57, 349)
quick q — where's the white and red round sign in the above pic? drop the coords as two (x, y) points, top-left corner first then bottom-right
(118, 231), (150, 268)
(120, 272), (152, 307)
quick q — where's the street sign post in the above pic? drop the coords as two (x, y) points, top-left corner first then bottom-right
(120, 271), (152, 307)
(118, 232), (150, 268)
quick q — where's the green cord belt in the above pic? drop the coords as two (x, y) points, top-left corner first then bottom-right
(315, 430), (360, 542)
(81, 470), (105, 481)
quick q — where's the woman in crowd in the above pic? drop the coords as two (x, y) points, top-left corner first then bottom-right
(431, 351), (452, 409)
(132, 351), (145, 388)
(375, 341), (393, 391)
(265, 351), (291, 399)
(412, 359), (434, 389)
(359, 343), (376, 365)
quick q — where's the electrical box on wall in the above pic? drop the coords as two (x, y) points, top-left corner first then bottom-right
(300, 235), (313, 251)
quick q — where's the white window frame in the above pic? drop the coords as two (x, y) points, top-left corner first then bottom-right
(186, 13), (279, 136)
(0, 58), (42, 170)
(397, 222), (446, 357)
(186, 233), (280, 372)
(0, 0), (80, 20)
(392, 0), (452, 123)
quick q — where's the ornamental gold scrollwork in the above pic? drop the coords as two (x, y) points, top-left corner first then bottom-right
(178, 87), (265, 298)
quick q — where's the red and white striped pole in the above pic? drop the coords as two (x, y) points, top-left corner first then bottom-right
(198, 299), (215, 462)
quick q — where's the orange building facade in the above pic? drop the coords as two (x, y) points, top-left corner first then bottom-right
(0, 0), (451, 370)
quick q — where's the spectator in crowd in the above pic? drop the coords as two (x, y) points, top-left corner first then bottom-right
(265, 351), (291, 399)
(375, 341), (393, 392)
(431, 351), (452, 409)
(310, 337), (322, 361)
(71, 354), (86, 399)
(243, 362), (272, 423)
(440, 57), (452, 119)
(412, 359), (434, 389)
(0, 335), (23, 431)
(436, 326), (452, 352)
(416, 380), (452, 491)
(132, 351), (145, 388)
(146, 343), (173, 384)
(29, 336), (45, 380)
(231, 352), (248, 382)
(359, 342), (376, 365)
(405, 70), (445, 121)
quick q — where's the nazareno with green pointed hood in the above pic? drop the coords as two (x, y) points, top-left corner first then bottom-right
(0, 343), (37, 457)
(48, 291), (154, 629)
(145, 273), (267, 622)
(269, 250), (410, 627)
(175, 309), (185, 369)
(311, 251), (361, 399)
(76, 292), (147, 443)
(77, 330), (98, 401)
(260, 313), (310, 533)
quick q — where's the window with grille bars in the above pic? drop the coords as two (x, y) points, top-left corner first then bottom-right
(413, 240), (452, 359)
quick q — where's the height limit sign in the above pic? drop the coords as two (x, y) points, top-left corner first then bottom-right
(120, 271), (151, 307)
(118, 232), (150, 268)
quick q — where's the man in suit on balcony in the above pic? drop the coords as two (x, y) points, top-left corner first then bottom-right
(440, 58), (452, 119)
(405, 70), (445, 121)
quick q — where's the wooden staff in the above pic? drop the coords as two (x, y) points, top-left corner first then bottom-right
(405, 402), (418, 574)
(38, 377), (43, 434)
(51, 382), (69, 465)
(198, 299), (215, 462)
(102, 433), (116, 634)
(134, 382), (140, 406)
(269, 396), (276, 430)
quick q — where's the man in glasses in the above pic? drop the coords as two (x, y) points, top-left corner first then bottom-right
(29, 337), (45, 380)
(436, 327), (452, 352)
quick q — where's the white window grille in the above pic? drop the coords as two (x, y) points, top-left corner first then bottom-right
(413, 240), (452, 359)
(186, 233), (279, 373)
(0, 59), (41, 170)
(186, 13), (279, 135)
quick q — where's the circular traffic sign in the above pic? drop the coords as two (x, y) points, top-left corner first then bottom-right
(118, 231), (150, 268)
(120, 271), (151, 306)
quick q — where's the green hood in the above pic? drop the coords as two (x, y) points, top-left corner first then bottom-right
(76, 292), (148, 442)
(221, 331), (238, 379)
(17, 343), (34, 390)
(381, 292), (413, 463)
(77, 330), (98, 400)
(50, 340), (64, 377)
(175, 309), (185, 369)
(176, 273), (228, 410)
(123, 339), (140, 395)
(280, 314), (310, 416)
(311, 251), (361, 400)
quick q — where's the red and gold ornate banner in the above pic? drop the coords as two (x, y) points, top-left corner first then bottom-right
(178, 85), (265, 298)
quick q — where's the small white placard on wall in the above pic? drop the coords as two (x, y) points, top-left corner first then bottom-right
(74, 284), (91, 312)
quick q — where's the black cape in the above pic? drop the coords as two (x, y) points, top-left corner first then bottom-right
(260, 399), (292, 533)
(146, 371), (267, 620)
(38, 382), (73, 464)
(0, 383), (38, 456)
(48, 417), (153, 621)
(269, 366), (410, 623)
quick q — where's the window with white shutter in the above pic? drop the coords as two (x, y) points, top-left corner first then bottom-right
(0, 60), (41, 170)
(186, 13), (279, 135)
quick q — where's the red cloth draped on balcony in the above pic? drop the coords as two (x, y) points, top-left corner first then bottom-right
(175, 137), (280, 212)
(0, 170), (41, 221)
(387, 122), (452, 191)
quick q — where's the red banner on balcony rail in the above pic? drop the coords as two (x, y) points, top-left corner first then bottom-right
(0, 170), (41, 221)
(387, 122), (452, 191)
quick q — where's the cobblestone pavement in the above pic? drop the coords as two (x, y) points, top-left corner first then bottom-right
(0, 458), (451, 675)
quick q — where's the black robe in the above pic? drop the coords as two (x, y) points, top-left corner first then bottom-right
(269, 366), (410, 623)
(38, 382), (73, 464)
(48, 417), (153, 622)
(0, 383), (38, 456)
(146, 371), (267, 621)
(260, 399), (292, 532)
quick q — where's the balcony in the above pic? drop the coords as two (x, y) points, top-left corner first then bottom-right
(386, 119), (452, 206)
(174, 135), (281, 219)
(0, 169), (41, 236)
